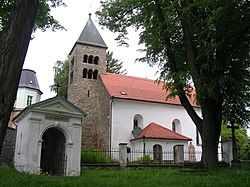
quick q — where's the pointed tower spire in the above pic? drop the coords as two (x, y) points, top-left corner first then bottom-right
(76, 14), (108, 48)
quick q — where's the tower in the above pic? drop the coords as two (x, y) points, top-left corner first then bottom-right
(68, 14), (110, 149)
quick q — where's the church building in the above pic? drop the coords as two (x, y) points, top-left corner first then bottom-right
(68, 14), (202, 154)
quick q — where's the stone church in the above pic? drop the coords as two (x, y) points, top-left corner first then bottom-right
(68, 14), (202, 154)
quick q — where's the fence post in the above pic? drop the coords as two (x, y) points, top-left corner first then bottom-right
(174, 145), (184, 166)
(119, 143), (127, 168)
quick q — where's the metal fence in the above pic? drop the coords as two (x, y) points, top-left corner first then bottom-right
(81, 148), (119, 164)
(127, 150), (203, 165)
(81, 148), (227, 166)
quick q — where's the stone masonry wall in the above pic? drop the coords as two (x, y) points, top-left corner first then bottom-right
(0, 128), (16, 165)
(68, 44), (110, 150)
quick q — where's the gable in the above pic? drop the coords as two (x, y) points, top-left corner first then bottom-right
(14, 96), (86, 122)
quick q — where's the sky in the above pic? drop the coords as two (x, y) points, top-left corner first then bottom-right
(23, 0), (159, 100)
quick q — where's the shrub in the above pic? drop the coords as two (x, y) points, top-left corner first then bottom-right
(137, 155), (154, 164)
(81, 149), (115, 164)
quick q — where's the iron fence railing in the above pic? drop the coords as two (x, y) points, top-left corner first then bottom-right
(81, 148), (228, 166)
(81, 148), (119, 164)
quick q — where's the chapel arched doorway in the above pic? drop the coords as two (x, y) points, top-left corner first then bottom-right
(40, 128), (66, 176)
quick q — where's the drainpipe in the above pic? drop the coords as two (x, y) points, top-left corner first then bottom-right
(109, 96), (114, 152)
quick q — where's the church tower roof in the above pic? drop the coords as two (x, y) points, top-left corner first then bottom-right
(76, 13), (108, 48)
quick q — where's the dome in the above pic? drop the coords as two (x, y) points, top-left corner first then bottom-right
(18, 69), (42, 95)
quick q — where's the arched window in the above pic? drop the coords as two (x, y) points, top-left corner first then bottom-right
(83, 55), (88, 63)
(82, 68), (87, 78)
(153, 144), (162, 163)
(172, 119), (181, 133)
(132, 114), (143, 137)
(88, 69), (93, 79)
(94, 56), (99, 64)
(88, 55), (93, 64)
(133, 114), (143, 129)
(93, 69), (98, 79)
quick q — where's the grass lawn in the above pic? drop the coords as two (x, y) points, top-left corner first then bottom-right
(0, 165), (249, 187)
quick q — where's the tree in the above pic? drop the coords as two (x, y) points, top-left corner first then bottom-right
(0, 0), (64, 157)
(52, 51), (127, 98)
(106, 51), (127, 74)
(51, 60), (69, 98)
(96, 0), (249, 169)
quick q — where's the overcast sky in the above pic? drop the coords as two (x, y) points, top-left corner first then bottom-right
(23, 0), (159, 100)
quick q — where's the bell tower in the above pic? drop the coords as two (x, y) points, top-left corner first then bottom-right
(68, 14), (109, 149)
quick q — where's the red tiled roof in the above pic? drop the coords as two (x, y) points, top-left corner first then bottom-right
(131, 122), (192, 141)
(100, 73), (197, 107)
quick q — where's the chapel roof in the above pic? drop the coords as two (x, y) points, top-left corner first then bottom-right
(19, 69), (42, 95)
(131, 122), (192, 141)
(76, 14), (107, 48)
(100, 73), (198, 107)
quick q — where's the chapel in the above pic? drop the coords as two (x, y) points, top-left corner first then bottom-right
(67, 14), (202, 155)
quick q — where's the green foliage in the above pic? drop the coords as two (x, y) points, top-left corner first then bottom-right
(0, 165), (250, 186)
(106, 51), (127, 74)
(221, 122), (250, 160)
(51, 60), (69, 98)
(0, 0), (65, 39)
(137, 155), (154, 164)
(81, 149), (115, 164)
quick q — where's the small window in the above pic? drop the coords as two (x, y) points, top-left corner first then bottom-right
(94, 56), (99, 64)
(172, 119), (181, 133)
(88, 55), (93, 64)
(83, 55), (88, 63)
(133, 114), (143, 129)
(172, 122), (176, 132)
(93, 69), (98, 79)
(70, 71), (73, 83)
(88, 69), (93, 79)
(83, 68), (87, 78)
(27, 95), (33, 106)
(71, 57), (74, 70)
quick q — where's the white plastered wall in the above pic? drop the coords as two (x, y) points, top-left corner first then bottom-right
(111, 99), (202, 152)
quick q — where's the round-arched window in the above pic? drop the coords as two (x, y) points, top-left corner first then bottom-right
(133, 114), (143, 129)
(172, 119), (181, 133)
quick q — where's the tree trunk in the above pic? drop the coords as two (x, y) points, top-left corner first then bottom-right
(201, 99), (222, 169)
(0, 0), (39, 157)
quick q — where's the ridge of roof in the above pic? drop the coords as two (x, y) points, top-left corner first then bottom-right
(131, 122), (192, 141)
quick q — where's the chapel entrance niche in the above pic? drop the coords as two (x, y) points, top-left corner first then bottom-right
(153, 144), (162, 163)
(40, 128), (66, 176)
